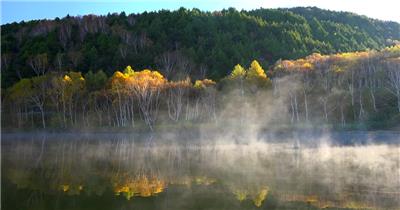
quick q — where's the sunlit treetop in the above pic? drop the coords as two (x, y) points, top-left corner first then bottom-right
(65, 72), (85, 82)
(302, 62), (312, 68)
(123, 65), (135, 76)
(63, 75), (72, 83)
(109, 71), (128, 91)
(229, 64), (246, 80)
(382, 44), (400, 57)
(247, 60), (267, 80)
(194, 79), (216, 89)
(125, 69), (167, 93)
(273, 46), (400, 73)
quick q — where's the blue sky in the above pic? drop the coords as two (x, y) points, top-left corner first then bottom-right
(2, 0), (399, 24)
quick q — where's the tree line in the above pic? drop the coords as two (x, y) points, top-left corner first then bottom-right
(271, 45), (400, 127)
(3, 45), (400, 130)
(2, 7), (399, 88)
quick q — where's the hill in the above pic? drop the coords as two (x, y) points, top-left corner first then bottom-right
(1, 7), (399, 88)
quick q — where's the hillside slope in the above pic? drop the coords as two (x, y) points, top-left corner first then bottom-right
(2, 7), (399, 87)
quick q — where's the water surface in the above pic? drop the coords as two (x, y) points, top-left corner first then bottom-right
(2, 132), (400, 210)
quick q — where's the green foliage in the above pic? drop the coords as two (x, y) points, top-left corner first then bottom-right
(2, 7), (399, 88)
(85, 70), (108, 91)
(8, 78), (32, 102)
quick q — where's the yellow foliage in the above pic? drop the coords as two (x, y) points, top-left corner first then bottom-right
(125, 69), (166, 91)
(282, 60), (295, 69)
(62, 72), (86, 93)
(305, 195), (318, 203)
(110, 71), (128, 92)
(59, 184), (84, 195)
(252, 188), (269, 207)
(332, 65), (344, 73)
(61, 184), (69, 192)
(247, 60), (267, 80)
(123, 65), (135, 76)
(229, 64), (246, 80)
(194, 79), (216, 89)
(302, 62), (313, 70)
(114, 175), (166, 200)
(63, 75), (72, 83)
(233, 190), (248, 201)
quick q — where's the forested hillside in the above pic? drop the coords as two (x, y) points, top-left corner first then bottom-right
(2, 7), (399, 88)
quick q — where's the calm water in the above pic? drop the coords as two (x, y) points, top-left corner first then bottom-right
(2, 132), (400, 210)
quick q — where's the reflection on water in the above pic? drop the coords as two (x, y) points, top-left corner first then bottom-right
(2, 133), (400, 210)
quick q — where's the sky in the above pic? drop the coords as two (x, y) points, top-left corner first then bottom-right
(1, 0), (400, 24)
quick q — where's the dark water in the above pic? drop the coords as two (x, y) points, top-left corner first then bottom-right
(2, 132), (400, 210)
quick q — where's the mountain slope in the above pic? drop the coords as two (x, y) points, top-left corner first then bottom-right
(2, 7), (399, 88)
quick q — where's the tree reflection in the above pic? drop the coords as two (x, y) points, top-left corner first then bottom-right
(2, 134), (399, 209)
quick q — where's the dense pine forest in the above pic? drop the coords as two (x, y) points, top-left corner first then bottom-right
(2, 7), (400, 130)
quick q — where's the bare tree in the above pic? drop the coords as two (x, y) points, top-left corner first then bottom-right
(126, 71), (166, 130)
(1, 53), (10, 71)
(29, 76), (50, 128)
(118, 44), (128, 59)
(386, 59), (400, 112)
(54, 53), (65, 72)
(166, 78), (190, 122)
(156, 51), (177, 79)
(58, 23), (72, 49)
(28, 54), (48, 76)
(199, 64), (208, 79)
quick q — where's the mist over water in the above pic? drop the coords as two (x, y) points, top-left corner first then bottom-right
(2, 132), (399, 210)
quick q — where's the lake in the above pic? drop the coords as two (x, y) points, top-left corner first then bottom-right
(2, 132), (400, 210)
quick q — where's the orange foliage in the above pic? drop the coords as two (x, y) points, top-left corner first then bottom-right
(114, 175), (166, 200)
(124, 69), (167, 96)
(194, 79), (216, 89)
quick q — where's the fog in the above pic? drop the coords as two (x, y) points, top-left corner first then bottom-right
(2, 73), (400, 210)
(2, 132), (399, 210)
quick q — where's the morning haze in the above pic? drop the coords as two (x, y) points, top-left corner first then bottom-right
(1, 1), (399, 210)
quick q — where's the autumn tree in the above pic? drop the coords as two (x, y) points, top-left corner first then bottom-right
(192, 79), (217, 121)
(246, 60), (271, 91)
(109, 71), (130, 127)
(166, 78), (191, 122)
(126, 69), (167, 130)
(7, 79), (32, 127)
(8, 75), (50, 128)
(62, 72), (86, 126)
